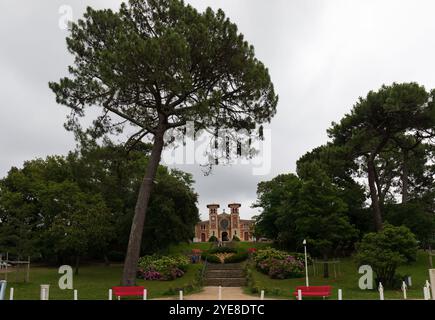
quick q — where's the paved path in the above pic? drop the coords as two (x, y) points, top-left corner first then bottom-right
(155, 286), (278, 300)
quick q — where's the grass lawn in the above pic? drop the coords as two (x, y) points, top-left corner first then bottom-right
(3, 262), (203, 300)
(244, 250), (433, 300)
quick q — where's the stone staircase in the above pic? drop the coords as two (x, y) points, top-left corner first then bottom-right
(204, 263), (246, 287)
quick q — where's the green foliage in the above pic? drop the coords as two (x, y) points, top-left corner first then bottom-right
(252, 248), (304, 279)
(208, 236), (218, 242)
(384, 202), (435, 247)
(208, 247), (237, 254)
(224, 251), (248, 263)
(49, 0), (278, 162)
(232, 235), (241, 242)
(253, 248), (289, 264)
(355, 224), (418, 288)
(254, 164), (359, 257)
(200, 253), (221, 264)
(0, 145), (199, 262)
(138, 254), (190, 280)
(328, 83), (435, 230)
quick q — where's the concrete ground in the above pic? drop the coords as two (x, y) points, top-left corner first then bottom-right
(155, 286), (279, 300)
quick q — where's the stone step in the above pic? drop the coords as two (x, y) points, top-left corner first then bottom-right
(204, 278), (247, 287)
(206, 270), (245, 278)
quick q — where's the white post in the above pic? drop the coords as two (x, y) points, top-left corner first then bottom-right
(260, 290), (265, 300)
(338, 289), (342, 300)
(74, 290), (78, 300)
(9, 288), (14, 300)
(40, 285), (50, 301)
(108, 289), (113, 300)
(401, 281), (407, 300)
(303, 240), (309, 287)
(179, 290), (183, 300)
(425, 280), (431, 300)
(378, 283), (384, 300)
(424, 287), (430, 300)
(143, 289), (147, 300)
(218, 286), (222, 300)
(298, 289), (302, 301)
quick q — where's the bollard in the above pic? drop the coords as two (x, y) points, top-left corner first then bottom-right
(338, 289), (342, 300)
(143, 289), (147, 300)
(260, 290), (265, 300)
(401, 281), (407, 300)
(74, 290), (78, 300)
(40, 284), (50, 300)
(9, 288), (14, 300)
(425, 280), (431, 300)
(378, 283), (384, 300)
(179, 290), (183, 301)
(108, 289), (113, 300)
(423, 287), (430, 300)
(0, 280), (7, 301)
(298, 289), (302, 301)
(218, 286), (222, 300)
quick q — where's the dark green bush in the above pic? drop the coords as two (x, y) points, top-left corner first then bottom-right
(208, 236), (218, 242)
(355, 224), (418, 288)
(224, 252), (249, 263)
(208, 247), (237, 254)
(201, 253), (221, 264)
(107, 251), (125, 262)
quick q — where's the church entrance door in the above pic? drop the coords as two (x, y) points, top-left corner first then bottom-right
(221, 232), (229, 242)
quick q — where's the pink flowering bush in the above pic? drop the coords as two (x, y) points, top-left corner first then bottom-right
(253, 248), (305, 279)
(137, 254), (189, 281)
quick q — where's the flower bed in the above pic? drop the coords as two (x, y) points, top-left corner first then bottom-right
(201, 247), (249, 264)
(253, 248), (306, 279)
(137, 254), (189, 281)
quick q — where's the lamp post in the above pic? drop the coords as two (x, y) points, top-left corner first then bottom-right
(303, 239), (309, 287)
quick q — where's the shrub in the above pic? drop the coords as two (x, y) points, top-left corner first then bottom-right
(208, 247), (237, 254)
(268, 257), (304, 279)
(224, 251), (249, 263)
(208, 236), (218, 242)
(137, 254), (190, 281)
(253, 248), (289, 264)
(232, 235), (241, 241)
(107, 250), (125, 262)
(254, 248), (305, 279)
(355, 224), (418, 288)
(201, 253), (221, 264)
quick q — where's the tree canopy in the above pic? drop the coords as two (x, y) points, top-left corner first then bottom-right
(49, 0), (278, 285)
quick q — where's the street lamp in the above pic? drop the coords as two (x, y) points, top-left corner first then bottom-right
(303, 239), (309, 287)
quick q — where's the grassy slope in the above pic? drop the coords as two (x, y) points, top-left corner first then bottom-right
(5, 262), (203, 300)
(245, 250), (433, 300)
(5, 242), (432, 300)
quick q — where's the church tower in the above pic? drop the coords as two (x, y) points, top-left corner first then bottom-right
(207, 204), (219, 240)
(228, 203), (241, 240)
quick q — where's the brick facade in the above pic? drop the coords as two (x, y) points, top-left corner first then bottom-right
(194, 203), (255, 242)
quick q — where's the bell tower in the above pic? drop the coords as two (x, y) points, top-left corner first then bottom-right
(207, 204), (219, 240)
(228, 203), (241, 240)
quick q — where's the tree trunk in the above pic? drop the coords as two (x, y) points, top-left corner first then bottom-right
(402, 150), (409, 203)
(367, 159), (383, 231)
(121, 130), (165, 286)
(75, 256), (80, 276)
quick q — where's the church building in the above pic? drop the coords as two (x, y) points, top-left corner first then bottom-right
(194, 203), (255, 242)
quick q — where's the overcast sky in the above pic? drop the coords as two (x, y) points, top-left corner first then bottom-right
(2, 0), (435, 220)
